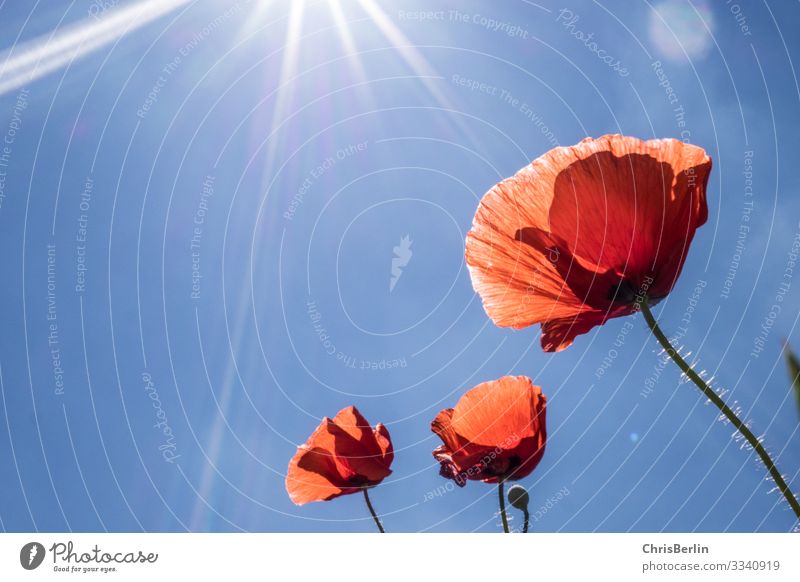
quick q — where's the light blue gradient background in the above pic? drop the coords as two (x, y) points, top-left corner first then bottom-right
(1, 0), (799, 532)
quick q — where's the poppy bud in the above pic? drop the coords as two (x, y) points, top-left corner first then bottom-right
(507, 485), (530, 511)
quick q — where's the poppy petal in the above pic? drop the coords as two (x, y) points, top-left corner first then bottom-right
(548, 143), (709, 282)
(374, 423), (394, 467)
(323, 420), (392, 484)
(466, 226), (590, 328)
(430, 376), (548, 485)
(505, 435), (547, 481)
(332, 406), (379, 450)
(286, 446), (345, 505)
(451, 376), (544, 448)
(539, 310), (616, 352)
(329, 407), (391, 480)
(285, 407), (393, 505)
(515, 226), (623, 310)
(431, 408), (460, 451)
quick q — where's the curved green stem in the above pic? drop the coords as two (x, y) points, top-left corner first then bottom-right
(638, 298), (800, 520)
(498, 479), (510, 533)
(362, 487), (385, 533)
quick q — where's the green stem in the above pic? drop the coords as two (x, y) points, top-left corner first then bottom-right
(638, 298), (800, 520)
(498, 479), (510, 533)
(362, 487), (385, 533)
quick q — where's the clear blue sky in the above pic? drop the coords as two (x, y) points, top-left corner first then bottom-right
(1, 0), (800, 532)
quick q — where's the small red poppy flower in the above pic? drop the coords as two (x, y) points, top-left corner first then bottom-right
(466, 134), (712, 351)
(286, 406), (393, 505)
(431, 376), (546, 486)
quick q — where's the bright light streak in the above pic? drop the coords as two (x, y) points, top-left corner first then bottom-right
(356, 0), (485, 154)
(0, 0), (193, 96)
(262, 0), (305, 175)
(328, 0), (371, 91)
(357, 0), (457, 112)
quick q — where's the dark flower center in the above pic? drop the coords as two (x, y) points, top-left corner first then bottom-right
(607, 279), (639, 304)
(486, 454), (522, 479)
(437, 452), (524, 486)
(608, 277), (667, 306)
(346, 475), (369, 487)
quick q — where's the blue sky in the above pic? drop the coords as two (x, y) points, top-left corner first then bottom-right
(1, 0), (800, 532)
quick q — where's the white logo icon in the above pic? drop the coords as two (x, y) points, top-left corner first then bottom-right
(390, 235), (413, 292)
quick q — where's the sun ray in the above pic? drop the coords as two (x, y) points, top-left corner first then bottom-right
(355, 0), (456, 112)
(354, 0), (487, 158)
(261, 0), (305, 177)
(0, 0), (193, 96)
(188, 0), (306, 528)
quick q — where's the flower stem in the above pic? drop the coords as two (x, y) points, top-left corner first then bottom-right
(638, 298), (800, 519)
(522, 509), (530, 533)
(498, 479), (510, 533)
(362, 487), (385, 533)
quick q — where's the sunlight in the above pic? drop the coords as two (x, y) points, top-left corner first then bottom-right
(356, 0), (457, 112)
(327, 0), (372, 93)
(0, 0), (192, 96)
(261, 0), (305, 177)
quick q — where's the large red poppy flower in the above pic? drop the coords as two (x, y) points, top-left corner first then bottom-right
(466, 135), (712, 351)
(286, 406), (393, 505)
(431, 376), (546, 486)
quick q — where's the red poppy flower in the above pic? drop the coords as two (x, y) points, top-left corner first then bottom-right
(466, 135), (712, 351)
(286, 406), (393, 505)
(431, 376), (546, 486)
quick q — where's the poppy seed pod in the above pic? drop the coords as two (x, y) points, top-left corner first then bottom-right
(507, 485), (530, 511)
